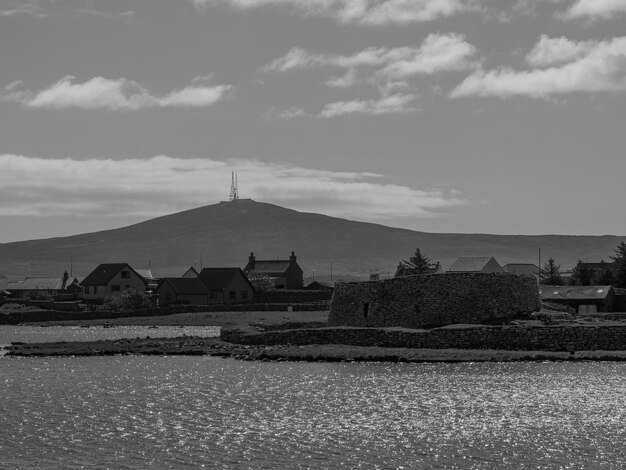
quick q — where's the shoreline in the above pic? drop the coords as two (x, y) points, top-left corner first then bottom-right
(7, 336), (626, 362)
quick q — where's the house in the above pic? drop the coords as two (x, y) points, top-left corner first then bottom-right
(155, 278), (210, 306)
(5, 272), (81, 299)
(244, 251), (304, 289)
(81, 263), (146, 304)
(539, 285), (615, 313)
(503, 263), (540, 276)
(449, 256), (504, 274)
(198, 267), (255, 303)
(305, 281), (334, 291)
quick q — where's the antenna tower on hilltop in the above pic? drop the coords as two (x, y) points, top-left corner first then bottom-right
(229, 171), (239, 202)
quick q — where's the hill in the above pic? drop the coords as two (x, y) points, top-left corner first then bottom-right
(0, 199), (624, 279)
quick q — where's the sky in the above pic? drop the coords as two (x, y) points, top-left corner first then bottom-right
(1, 0), (626, 242)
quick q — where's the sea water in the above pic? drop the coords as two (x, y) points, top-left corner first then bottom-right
(1, 356), (625, 469)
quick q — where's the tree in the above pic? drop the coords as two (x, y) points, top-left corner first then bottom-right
(592, 260), (615, 286)
(570, 259), (594, 286)
(104, 288), (148, 313)
(246, 271), (273, 293)
(395, 248), (437, 277)
(611, 242), (626, 288)
(539, 257), (563, 285)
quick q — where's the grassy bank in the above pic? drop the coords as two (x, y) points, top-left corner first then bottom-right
(25, 310), (329, 327)
(7, 336), (626, 362)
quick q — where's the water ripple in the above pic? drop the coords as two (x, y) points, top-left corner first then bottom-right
(1, 358), (626, 468)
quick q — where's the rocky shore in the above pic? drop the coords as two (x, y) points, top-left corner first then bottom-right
(7, 335), (626, 362)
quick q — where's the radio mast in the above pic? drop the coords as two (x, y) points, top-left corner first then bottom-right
(229, 171), (239, 202)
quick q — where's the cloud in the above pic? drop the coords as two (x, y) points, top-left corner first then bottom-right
(192, 0), (474, 25)
(318, 93), (417, 117)
(450, 36), (626, 99)
(325, 69), (360, 88)
(373, 33), (479, 81)
(0, 154), (467, 223)
(263, 34), (478, 77)
(525, 35), (598, 67)
(264, 106), (307, 119)
(561, 0), (626, 20)
(1, 76), (233, 110)
(262, 34), (477, 116)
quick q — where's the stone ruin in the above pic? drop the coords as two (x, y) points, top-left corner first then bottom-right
(328, 273), (541, 329)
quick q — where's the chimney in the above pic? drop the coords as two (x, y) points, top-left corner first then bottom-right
(248, 252), (255, 269)
(290, 251), (296, 265)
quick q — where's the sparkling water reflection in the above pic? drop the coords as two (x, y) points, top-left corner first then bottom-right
(1, 358), (626, 469)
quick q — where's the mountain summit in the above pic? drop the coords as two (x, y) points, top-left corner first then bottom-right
(1, 199), (624, 278)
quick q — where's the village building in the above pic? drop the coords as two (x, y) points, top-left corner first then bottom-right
(503, 263), (540, 277)
(154, 278), (210, 306)
(305, 280), (335, 291)
(539, 285), (615, 313)
(5, 272), (81, 299)
(449, 256), (504, 274)
(244, 251), (303, 289)
(197, 267), (255, 303)
(81, 263), (146, 304)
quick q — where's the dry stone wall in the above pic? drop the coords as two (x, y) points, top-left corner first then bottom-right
(220, 324), (626, 351)
(328, 273), (541, 329)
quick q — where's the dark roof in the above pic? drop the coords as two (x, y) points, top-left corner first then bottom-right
(157, 278), (209, 294)
(539, 285), (613, 301)
(503, 263), (540, 275)
(246, 260), (291, 275)
(198, 268), (253, 291)
(305, 281), (334, 290)
(6, 277), (67, 291)
(449, 256), (499, 272)
(81, 263), (139, 286)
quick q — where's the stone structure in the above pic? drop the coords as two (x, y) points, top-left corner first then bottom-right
(220, 323), (626, 352)
(328, 273), (541, 329)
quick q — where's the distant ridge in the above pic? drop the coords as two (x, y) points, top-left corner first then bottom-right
(0, 199), (624, 278)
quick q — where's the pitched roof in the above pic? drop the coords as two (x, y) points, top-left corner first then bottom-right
(158, 278), (209, 294)
(81, 263), (139, 286)
(7, 277), (67, 290)
(198, 267), (252, 291)
(449, 256), (497, 272)
(246, 260), (291, 274)
(539, 285), (613, 301)
(503, 263), (540, 275)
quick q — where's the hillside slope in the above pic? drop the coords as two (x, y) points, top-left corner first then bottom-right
(0, 199), (624, 278)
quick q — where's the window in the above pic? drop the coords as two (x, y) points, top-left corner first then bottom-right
(94, 286), (98, 295)
(165, 292), (172, 301)
(229, 291), (236, 300)
(241, 290), (248, 300)
(111, 285), (120, 292)
(121, 271), (130, 279)
(209, 291), (218, 300)
(84, 286), (90, 294)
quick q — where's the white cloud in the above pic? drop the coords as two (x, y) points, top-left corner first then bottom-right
(1, 76), (233, 110)
(326, 69), (360, 88)
(193, 0), (474, 25)
(0, 154), (467, 223)
(373, 33), (478, 81)
(262, 34), (477, 116)
(525, 35), (597, 67)
(561, 0), (626, 20)
(450, 36), (626, 99)
(264, 106), (307, 119)
(263, 34), (478, 77)
(318, 93), (417, 117)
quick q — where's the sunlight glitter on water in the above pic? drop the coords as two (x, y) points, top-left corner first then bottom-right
(1, 358), (626, 469)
